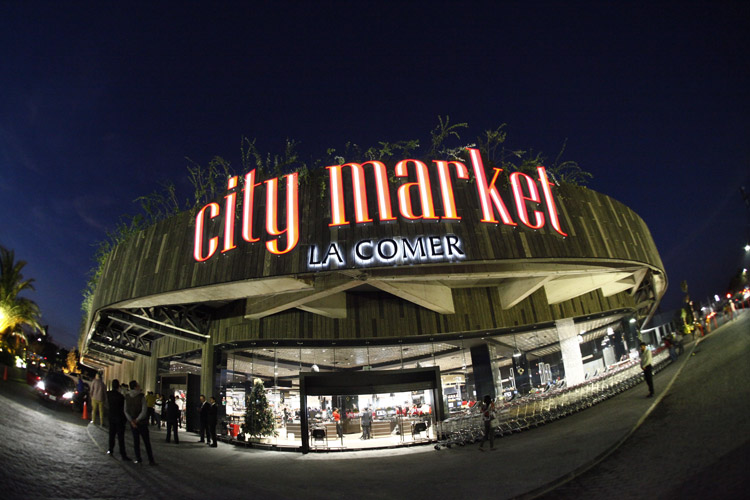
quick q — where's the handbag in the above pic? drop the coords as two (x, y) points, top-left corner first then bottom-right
(489, 405), (499, 427)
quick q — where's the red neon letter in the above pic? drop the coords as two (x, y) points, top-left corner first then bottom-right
(242, 170), (261, 243)
(395, 159), (438, 221)
(433, 160), (469, 220)
(326, 161), (395, 226)
(222, 176), (239, 252)
(194, 202), (220, 262)
(265, 172), (300, 255)
(510, 172), (544, 229)
(537, 166), (567, 236)
(467, 148), (516, 226)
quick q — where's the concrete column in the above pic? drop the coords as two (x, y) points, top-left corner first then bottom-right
(200, 336), (215, 399)
(144, 353), (158, 393)
(556, 318), (585, 387)
(470, 344), (498, 401)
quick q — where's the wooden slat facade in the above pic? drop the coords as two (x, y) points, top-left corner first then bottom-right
(88, 167), (665, 355)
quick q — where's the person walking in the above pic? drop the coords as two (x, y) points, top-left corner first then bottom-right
(640, 342), (655, 397)
(207, 396), (218, 447)
(198, 395), (209, 443)
(165, 394), (179, 444)
(124, 380), (156, 465)
(478, 394), (496, 451)
(106, 379), (130, 461)
(89, 373), (106, 426)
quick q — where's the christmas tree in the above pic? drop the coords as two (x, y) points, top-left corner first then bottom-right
(243, 378), (276, 438)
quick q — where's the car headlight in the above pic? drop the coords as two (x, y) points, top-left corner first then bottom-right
(36, 381), (45, 391)
(62, 391), (74, 399)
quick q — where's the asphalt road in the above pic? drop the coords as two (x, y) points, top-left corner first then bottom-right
(0, 312), (747, 499)
(541, 311), (750, 499)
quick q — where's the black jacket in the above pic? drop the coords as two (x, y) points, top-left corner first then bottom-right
(107, 390), (125, 424)
(208, 402), (218, 426)
(165, 400), (180, 423)
(200, 401), (209, 423)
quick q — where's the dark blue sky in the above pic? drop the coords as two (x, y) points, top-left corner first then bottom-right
(1, 1), (748, 349)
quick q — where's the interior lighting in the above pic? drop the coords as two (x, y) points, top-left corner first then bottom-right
(512, 334), (522, 357)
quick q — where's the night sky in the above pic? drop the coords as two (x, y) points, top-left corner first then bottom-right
(1, 1), (748, 349)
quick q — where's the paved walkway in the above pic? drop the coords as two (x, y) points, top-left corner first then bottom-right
(2, 312), (740, 499)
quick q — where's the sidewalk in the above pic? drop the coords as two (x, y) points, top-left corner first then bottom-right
(77, 338), (700, 500)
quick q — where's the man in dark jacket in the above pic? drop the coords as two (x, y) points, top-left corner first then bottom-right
(198, 394), (209, 443)
(165, 394), (180, 444)
(106, 379), (130, 461)
(207, 396), (218, 447)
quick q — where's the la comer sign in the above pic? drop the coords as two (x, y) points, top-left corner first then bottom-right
(193, 148), (567, 264)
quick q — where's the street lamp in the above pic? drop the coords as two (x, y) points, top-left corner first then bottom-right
(745, 244), (750, 252)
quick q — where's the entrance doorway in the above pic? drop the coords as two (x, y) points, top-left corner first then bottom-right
(298, 367), (443, 453)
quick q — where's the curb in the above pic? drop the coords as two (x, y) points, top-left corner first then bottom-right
(516, 337), (700, 499)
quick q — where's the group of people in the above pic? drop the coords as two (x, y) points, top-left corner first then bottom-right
(106, 379), (160, 465)
(199, 394), (219, 447)
(100, 376), (213, 465)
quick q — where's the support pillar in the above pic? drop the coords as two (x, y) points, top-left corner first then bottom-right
(145, 351), (158, 393)
(469, 344), (499, 401)
(200, 336), (216, 400)
(556, 318), (585, 387)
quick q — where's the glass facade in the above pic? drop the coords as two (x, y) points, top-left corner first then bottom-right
(153, 314), (643, 451)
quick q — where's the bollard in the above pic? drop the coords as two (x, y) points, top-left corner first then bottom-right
(3, 366), (7, 381)
(82, 401), (89, 420)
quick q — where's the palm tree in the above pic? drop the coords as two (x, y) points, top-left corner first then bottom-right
(0, 246), (41, 347)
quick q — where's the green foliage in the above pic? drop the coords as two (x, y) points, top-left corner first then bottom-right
(0, 246), (42, 340)
(134, 182), (181, 225)
(186, 155), (235, 209)
(243, 379), (277, 438)
(428, 115), (468, 158)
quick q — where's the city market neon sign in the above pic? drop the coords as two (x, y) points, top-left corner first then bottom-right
(193, 148), (567, 263)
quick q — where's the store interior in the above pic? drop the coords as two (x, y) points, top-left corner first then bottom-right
(160, 311), (639, 450)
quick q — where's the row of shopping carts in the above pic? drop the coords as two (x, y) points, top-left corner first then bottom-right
(435, 349), (670, 450)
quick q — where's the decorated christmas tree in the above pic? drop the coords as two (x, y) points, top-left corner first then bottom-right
(243, 378), (276, 438)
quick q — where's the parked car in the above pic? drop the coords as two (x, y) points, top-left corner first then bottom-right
(35, 372), (88, 410)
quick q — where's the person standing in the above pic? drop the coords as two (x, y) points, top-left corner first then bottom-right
(145, 391), (156, 426)
(360, 407), (372, 440)
(640, 342), (655, 397)
(332, 408), (342, 438)
(89, 373), (106, 426)
(106, 379), (130, 461)
(165, 394), (179, 444)
(198, 395), (209, 443)
(176, 394), (185, 428)
(154, 394), (163, 429)
(124, 380), (156, 465)
(478, 394), (496, 451)
(207, 396), (218, 447)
